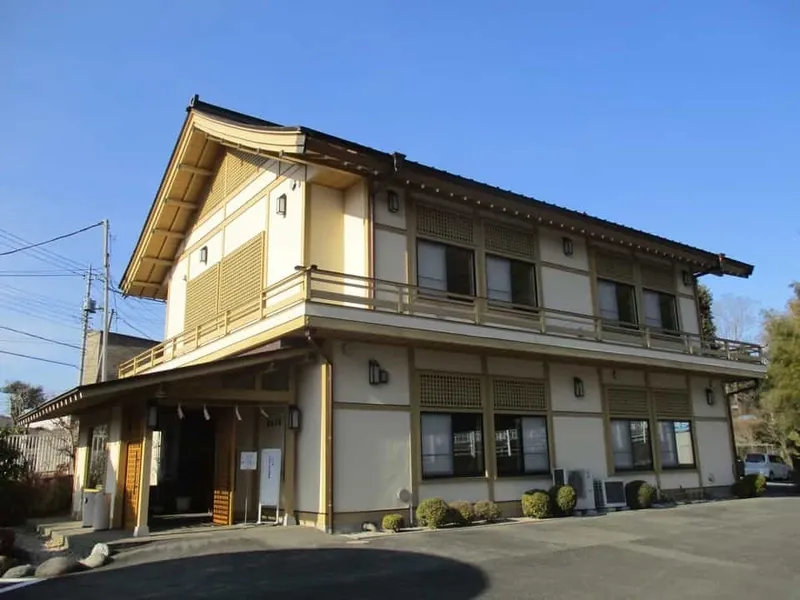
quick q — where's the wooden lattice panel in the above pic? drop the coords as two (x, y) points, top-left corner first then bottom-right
(596, 253), (634, 282)
(226, 149), (265, 194)
(641, 265), (675, 291)
(185, 264), (219, 331)
(492, 377), (547, 412)
(417, 204), (474, 244)
(199, 152), (226, 219)
(607, 387), (649, 417)
(219, 234), (264, 312)
(419, 372), (482, 409)
(653, 390), (692, 418)
(485, 222), (536, 259)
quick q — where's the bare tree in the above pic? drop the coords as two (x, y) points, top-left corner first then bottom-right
(714, 294), (761, 342)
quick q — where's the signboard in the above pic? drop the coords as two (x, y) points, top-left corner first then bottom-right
(240, 451), (258, 471)
(259, 448), (282, 507)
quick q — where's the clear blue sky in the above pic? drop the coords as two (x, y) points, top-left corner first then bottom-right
(1, 1), (797, 398)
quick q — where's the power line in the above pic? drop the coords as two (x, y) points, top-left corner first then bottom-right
(0, 222), (103, 257)
(117, 315), (157, 340)
(0, 349), (78, 369)
(0, 229), (89, 274)
(0, 325), (81, 350)
(0, 271), (82, 278)
(0, 300), (83, 331)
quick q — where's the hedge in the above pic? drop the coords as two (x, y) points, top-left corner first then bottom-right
(521, 489), (552, 519)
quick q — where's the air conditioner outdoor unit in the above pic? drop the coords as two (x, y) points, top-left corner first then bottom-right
(600, 479), (627, 509)
(552, 468), (595, 511)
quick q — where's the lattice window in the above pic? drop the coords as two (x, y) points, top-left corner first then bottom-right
(185, 264), (219, 331)
(198, 149), (266, 219)
(419, 372), (482, 409)
(653, 390), (692, 418)
(641, 265), (675, 291)
(485, 222), (536, 259)
(606, 387), (649, 417)
(492, 378), (547, 412)
(596, 253), (634, 282)
(417, 204), (474, 244)
(219, 234), (264, 312)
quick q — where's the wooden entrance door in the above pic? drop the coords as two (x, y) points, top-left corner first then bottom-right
(212, 408), (235, 526)
(122, 406), (145, 530)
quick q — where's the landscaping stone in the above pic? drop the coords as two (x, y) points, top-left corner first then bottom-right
(80, 552), (108, 569)
(2, 564), (35, 579)
(0, 556), (17, 577)
(361, 522), (379, 533)
(0, 529), (14, 555)
(34, 556), (83, 577)
(90, 542), (111, 560)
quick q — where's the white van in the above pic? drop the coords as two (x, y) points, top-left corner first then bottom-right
(743, 453), (790, 481)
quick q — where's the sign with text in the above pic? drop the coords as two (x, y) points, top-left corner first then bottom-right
(240, 451), (258, 471)
(258, 448), (282, 507)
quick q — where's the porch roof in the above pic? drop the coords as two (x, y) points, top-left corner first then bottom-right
(17, 343), (311, 425)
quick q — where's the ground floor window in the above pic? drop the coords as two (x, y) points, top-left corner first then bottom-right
(494, 414), (549, 476)
(421, 412), (483, 478)
(611, 419), (653, 471)
(658, 420), (695, 468)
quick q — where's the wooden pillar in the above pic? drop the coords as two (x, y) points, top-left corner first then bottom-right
(319, 361), (333, 533)
(133, 417), (152, 538)
(283, 418), (297, 522)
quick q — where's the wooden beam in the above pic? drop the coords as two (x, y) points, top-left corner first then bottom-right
(131, 281), (162, 289)
(140, 256), (174, 267)
(164, 197), (198, 210)
(152, 229), (185, 239)
(178, 163), (213, 176)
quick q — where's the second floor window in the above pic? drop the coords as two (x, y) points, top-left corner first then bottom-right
(643, 290), (678, 332)
(417, 240), (474, 297)
(598, 279), (637, 325)
(486, 256), (537, 308)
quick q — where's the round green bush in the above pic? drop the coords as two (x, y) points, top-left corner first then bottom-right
(416, 497), (450, 529)
(473, 500), (502, 523)
(624, 480), (656, 510)
(733, 473), (768, 498)
(448, 501), (475, 526)
(549, 484), (578, 516)
(749, 473), (767, 497)
(521, 490), (552, 519)
(381, 513), (404, 532)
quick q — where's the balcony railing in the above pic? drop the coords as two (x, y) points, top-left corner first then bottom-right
(118, 267), (764, 378)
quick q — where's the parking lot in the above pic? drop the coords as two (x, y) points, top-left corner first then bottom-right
(8, 496), (800, 599)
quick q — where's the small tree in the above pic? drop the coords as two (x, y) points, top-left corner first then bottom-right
(697, 283), (717, 343)
(0, 429), (27, 483)
(2, 381), (46, 425)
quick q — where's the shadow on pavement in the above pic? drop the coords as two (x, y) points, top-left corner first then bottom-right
(10, 547), (489, 600)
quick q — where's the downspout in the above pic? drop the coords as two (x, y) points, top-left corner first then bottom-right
(305, 328), (334, 533)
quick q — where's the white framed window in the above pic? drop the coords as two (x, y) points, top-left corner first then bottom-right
(658, 420), (695, 468)
(598, 279), (637, 324)
(417, 240), (474, 297)
(643, 290), (678, 331)
(494, 414), (549, 475)
(421, 412), (484, 478)
(486, 255), (536, 307)
(611, 419), (653, 471)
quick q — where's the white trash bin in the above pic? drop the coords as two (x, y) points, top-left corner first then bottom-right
(93, 492), (111, 531)
(82, 489), (101, 527)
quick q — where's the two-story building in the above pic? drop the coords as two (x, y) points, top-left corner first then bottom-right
(19, 96), (766, 535)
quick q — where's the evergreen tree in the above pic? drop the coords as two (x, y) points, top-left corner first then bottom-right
(697, 283), (717, 341)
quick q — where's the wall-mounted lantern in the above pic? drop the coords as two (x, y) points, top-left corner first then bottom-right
(199, 245), (208, 264)
(147, 400), (159, 430)
(287, 406), (302, 431)
(562, 237), (574, 257)
(705, 387), (715, 406)
(387, 190), (401, 214)
(276, 193), (287, 217)
(573, 377), (585, 398)
(682, 270), (693, 286)
(368, 359), (389, 385)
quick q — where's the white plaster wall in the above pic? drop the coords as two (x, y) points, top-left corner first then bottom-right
(550, 363), (602, 412)
(343, 180), (368, 284)
(185, 209), (224, 249)
(374, 228), (407, 295)
(373, 187), (406, 229)
(553, 416), (608, 479)
(418, 480), (489, 503)
(691, 378), (727, 418)
(494, 477), (551, 502)
(104, 406), (123, 519)
(266, 176), (304, 286)
(538, 227), (589, 271)
(333, 409), (411, 511)
(224, 199), (267, 256)
(679, 297), (700, 335)
(72, 425), (90, 518)
(333, 342), (410, 405)
(676, 270), (695, 297)
(165, 259), (187, 338)
(649, 372), (688, 390)
(296, 364), (322, 513)
(696, 420), (735, 487)
(659, 470), (701, 490)
(225, 159), (278, 216)
(601, 368), (646, 387)
(486, 356), (544, 379)
(414, 349), (481, 373)
(540, 267), (594, 332)
(187, 231), (222, 281)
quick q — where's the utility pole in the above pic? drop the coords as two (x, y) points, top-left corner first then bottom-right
(101, 219), (111, 382)
(78, 266), (94, 385)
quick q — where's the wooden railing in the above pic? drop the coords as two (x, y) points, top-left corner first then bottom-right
(118, 267), (764, 377)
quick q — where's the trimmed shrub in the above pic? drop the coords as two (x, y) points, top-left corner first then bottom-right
(416, 497), (450, 529)
(448, 501), (475, 526)
(521, 489), (552, 519)
(625, 480), (656, 510)
(474, 500), (502, 523)
(732, 473), (767, 499)
(381, 513), (404, 532)
(549, 484), (578, 516)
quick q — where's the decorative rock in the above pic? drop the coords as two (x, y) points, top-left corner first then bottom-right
(0, 556), (17, 577)
(80, 553), (108, 569)
(361, 521), (379, 533)
(2, 564), (35, 579)
(0, 529), (14, 556)
(34, 556), (82, 578)
(90, 543), (111, 560)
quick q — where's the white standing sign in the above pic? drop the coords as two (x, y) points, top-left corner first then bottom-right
(257, 448), (282, 524)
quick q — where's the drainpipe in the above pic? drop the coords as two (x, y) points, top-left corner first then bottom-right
(305, 328), (334, 533)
